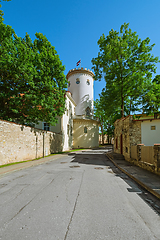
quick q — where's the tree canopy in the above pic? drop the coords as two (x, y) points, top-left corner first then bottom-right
(92, 23), (159, 118)
(94, 98), (120, 144)
(0, 12), (68, 125)
(142, 75), (160, 114)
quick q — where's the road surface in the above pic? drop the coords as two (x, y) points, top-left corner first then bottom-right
(0, 150), (160, 240)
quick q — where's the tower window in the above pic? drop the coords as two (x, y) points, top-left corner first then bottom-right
(86, 107), (91, 116)
(76, 78), (80, 84)
(84, 127), (87, 133)
(68, 81), (70, 87)
(86, 79), (90, 85)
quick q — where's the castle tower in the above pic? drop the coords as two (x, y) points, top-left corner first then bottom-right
(66, 68), (94, 117)
(66, 68), (99, 149)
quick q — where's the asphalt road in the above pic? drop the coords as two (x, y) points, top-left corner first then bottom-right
(0, 150), (160, 240)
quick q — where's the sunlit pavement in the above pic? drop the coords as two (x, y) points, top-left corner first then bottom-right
(0, 148), (160, 239)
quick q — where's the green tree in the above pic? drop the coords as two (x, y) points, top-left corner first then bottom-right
(94, 99), (106, 145)
(142, 75), (160, 114)
(0, 16), (67, 125)
(94, 97), (120, 145)
(92, 23), (159, 118)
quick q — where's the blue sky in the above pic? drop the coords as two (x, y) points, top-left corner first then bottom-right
(1, 0), (160, 100)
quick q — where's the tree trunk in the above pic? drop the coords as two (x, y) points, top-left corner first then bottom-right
(121, 74), (124, 118)
(100, 123), (104, 145)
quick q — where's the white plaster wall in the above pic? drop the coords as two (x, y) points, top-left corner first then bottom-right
(34, 117), (61, 133)
(73, 120), (99, 148)
(141, 121), (160, 146)
(68, 71), (94, 116)
(62, 94), (76, 151)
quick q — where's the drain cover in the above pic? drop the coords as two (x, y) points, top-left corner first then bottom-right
(94, 167), (104, 170)
(69, 166), (80, 168)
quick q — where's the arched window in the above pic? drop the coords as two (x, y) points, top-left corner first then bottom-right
(84, 127), (87, 133)
(68, 81), (70, 87)
(86, 107), (91, 116)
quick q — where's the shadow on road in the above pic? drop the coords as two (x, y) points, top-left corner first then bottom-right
(70, 151), (160, 216)
(70, 153), (108, 166)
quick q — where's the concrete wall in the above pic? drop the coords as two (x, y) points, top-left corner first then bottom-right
(141, 120), (160, 146)
(73, 119), (99, 148)
(0, 120), (63, 166)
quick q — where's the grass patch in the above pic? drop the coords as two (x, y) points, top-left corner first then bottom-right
(0, 148), (85, 168)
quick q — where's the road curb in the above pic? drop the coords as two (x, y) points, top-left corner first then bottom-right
(106, 153), (160, 201)
(0, 154), (64, 177)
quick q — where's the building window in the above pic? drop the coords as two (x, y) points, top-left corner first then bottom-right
(67, 125), (69, 135)
(86, 79), (90, 85)
(43, 122), (50, 131)
(68, 81), (70, 87)
(84, 127), (87, 133)
(151, 126), (156, 130)
(116, 137), (118, 149)
(76, 78), (80, 84)
(86, 107), (91, 116)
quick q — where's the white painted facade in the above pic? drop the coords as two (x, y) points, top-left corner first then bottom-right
(73, 119), (99, 148)
(62, 91), (76, 151)
(141, 120), (160, 146)
(35, 91), (76, 151)
(67, 68), (99, 149)
(35, 68), (99, 150)
(67, 68), (94, 116)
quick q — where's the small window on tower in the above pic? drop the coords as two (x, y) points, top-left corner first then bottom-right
(68, 81), (70, 87)
(86, 107), (91, 116)
(87, 79), (90, 85)
(76, 78), (80, 84)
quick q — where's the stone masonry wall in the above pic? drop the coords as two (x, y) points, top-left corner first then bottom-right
(114, 116), (160, 175)
(114, 116), (141, 160)
(0, 120), (63, 166)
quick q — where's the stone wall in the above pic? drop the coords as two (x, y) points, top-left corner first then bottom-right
(130, 144), (160, 175)
(114, 116), (141, 160)
(114, 116), (160, 175)
(0, 120), (63, 166)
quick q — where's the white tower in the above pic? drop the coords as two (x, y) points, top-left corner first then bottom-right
(66, 68), (94, 117)
(66, 67), (99, 149)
